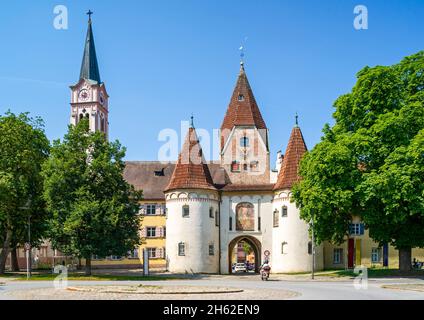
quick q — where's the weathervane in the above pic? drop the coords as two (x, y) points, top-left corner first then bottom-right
(239, 37), (248, 66)
(239, 46), (245, 66)
(190, 114), (195, 128)
(295, 112), (299, 127)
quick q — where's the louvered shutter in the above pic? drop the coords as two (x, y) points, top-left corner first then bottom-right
(157, 247), (162, 259)
(155, 205), (161, 215)
(360, 223), (365, 235)
(139, 205), (146, 215)
(140, 227), (146, 238)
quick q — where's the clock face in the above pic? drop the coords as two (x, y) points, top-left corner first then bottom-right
(79, 89), (89, 101)
(99, 93), (105, 105)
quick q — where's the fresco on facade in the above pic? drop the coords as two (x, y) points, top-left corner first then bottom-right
(236, 202), (255, 231)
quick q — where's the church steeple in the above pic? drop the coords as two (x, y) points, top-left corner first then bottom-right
(79, 10), (101, 83)
(70, 11), (109, 138)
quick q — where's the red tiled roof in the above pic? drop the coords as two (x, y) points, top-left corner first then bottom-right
(164, 127), (216, 192)
(220, 65), (267, 149)
(274, 126), (308, 191)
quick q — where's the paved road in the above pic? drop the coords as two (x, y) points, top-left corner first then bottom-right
(1, 276), (423, 300)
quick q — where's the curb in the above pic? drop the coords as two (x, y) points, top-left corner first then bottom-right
(67, 287), (244, 295)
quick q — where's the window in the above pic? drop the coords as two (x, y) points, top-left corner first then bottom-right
(273, 210), (279, 228)
(333, 248), (343, 264)
(281, 242), (287, 254)
(128, 248), (139, 259)
(238, 94), (245, 101)
(308, 242), (313, 255)
(349, 223), (365, 236)
(178, 242), (185, 256)
(229, 217), (233, 231)
(147, 227), (156, 238)
(209, 244), (214, 256)
(109, 255), (122, 261)
(182, 205), (190, 218)
(147, 248), (157, 259)
(243, 164), (248, 171)
(371, 248), (381, 263)
(281, 206), (288, 217)
(209, 207), (214, 219)
(236, 203), (255, 231)
(240, 136), (249, 147)
(258, 216), (261, 231)
(231, 161), (240, 172)
(146, 204), (156, 215)
(215, 211), (219, 227)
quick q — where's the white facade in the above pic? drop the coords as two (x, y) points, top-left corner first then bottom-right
(165, 190), (220, 274)
(271, 190), (324, 273)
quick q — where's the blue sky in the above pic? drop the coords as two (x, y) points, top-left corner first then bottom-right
(0, 0), (423, 161)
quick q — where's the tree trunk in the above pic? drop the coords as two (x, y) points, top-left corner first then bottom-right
(11, 247), (20, 271)
(0, 229), (13, 274)
(399, 247), (412, 272)
(85, 257), (92, 276)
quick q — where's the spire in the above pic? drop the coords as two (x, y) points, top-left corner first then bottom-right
(220, 64), (267, 149)
(165, 126), (216, 192)
(274, 123), (308, 191)
(79, 10), (101, 83)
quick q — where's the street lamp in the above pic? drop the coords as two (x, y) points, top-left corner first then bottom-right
(19, 199), (32, 280)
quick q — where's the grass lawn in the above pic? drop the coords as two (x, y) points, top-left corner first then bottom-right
(0, 272), (184, 282)
(317, 268), (424, 278)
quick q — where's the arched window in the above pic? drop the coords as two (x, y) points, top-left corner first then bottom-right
(240, 136), (249, 147)
(100, 117), (105, 132)
(236, 202), (255, 231)
(79, 114), (84, 122)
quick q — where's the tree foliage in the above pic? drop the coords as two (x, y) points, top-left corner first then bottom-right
(42, 119), (142, 274)
(0, 111), (50, 273)
(292, 51), (424, 269)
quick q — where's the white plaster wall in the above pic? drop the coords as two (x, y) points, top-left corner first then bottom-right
(271, 190), (324, 273)
(219, 194), (274, 274)
(165, 190), (220, 274)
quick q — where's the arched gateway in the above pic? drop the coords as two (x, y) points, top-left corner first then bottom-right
(228, 236), (262, 274)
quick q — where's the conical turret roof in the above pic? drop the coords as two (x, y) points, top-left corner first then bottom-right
(165, 125), (216, 192)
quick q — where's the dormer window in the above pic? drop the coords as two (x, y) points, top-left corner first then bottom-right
(238, 94), (245, 101)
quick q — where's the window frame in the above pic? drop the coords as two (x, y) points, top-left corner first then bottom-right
(178, 242), (186, 256)
(273, 209), (279, 228)
(182, 205), (190, 218)
(146, 204), (157, 216)
(146, 227), (156, 238)
(209, 244), (214, 256)
(333, 248), (343, 264)
(281, 206), (288, 217)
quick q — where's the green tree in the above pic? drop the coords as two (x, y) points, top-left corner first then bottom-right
(0, 112), (50, 274)
(42, 119), (142, 275)
(293, 51), (424, 271)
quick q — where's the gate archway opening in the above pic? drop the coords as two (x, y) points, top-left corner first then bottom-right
(228, 236), (261, 274)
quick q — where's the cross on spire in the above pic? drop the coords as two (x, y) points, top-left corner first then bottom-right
(295, 112), (299, 127)
(190, 114), (195, 128)
(87, 10), (93, 22)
